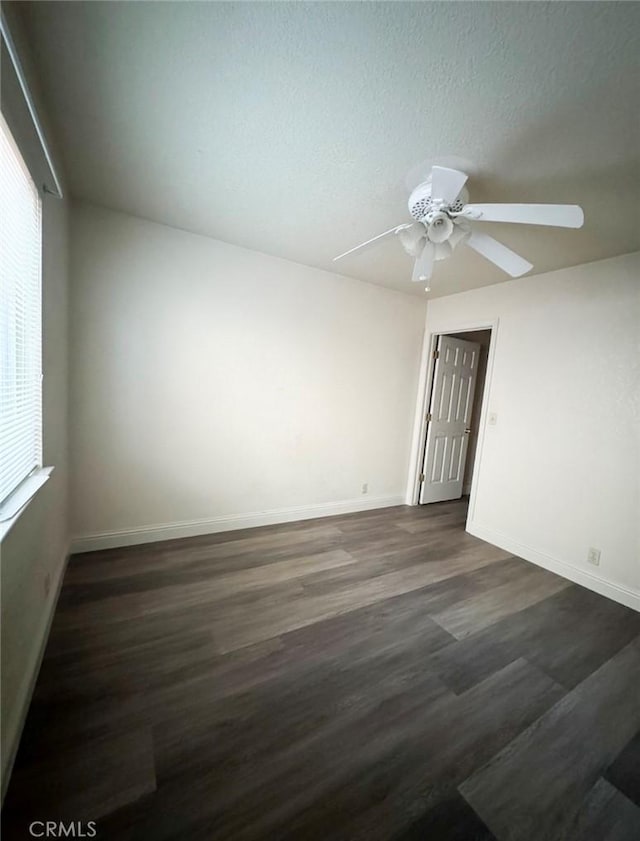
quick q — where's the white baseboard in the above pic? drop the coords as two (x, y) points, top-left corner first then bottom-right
(1, 543), (70, 800)
(70, 495), (406, 553)
(467, 521), (640, 612)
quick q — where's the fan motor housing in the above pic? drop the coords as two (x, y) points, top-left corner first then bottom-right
(408, 180), (468, 221)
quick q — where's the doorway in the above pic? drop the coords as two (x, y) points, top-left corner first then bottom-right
(415, 327), (492, 506)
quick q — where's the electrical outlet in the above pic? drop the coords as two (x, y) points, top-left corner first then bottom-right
(44, 572), (51, 597)
(587, 547), (601, 567)
(361, 482), (368, 495)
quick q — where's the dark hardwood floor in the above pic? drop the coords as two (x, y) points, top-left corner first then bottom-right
(3, 499), (640, 840)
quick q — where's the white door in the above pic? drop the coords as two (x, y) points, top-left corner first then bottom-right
(420, 335), (481, 504)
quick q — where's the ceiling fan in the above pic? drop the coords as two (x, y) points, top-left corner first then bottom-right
(333, 166), (584, 285)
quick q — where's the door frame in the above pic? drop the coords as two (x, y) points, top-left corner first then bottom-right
(406, 318), (500, 525)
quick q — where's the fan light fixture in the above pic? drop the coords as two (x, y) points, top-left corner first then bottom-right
(426, 211), (453, 244)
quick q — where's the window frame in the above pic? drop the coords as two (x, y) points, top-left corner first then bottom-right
(0, 113), (52, 539)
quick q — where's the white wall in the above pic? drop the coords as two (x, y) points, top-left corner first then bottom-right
(418, 252), (640, 610)
(69, 202), (426, 548)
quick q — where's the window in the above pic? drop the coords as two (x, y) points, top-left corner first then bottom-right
(0, 113), (43, 512)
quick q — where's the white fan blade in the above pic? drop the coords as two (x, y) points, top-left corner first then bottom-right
(412, 241), (435, 282)
(405, 157), (476, 192)
(466, 231), (532, 277)
(431, 166), (468, 204)
(333, 224), (406, 261)
(461, 203), (584, 228)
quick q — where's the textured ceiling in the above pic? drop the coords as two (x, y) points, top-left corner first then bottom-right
(17, 1), (640, 297)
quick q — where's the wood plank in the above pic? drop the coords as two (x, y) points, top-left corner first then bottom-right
(428, 584), (640, 694)
(395, 791), (497, 840)
(213, 543), (509, 652)
(4, 729), (156, 823)
(430, 565), (570, 639)
(238, 659), (563, 841)
(604, 731), (640, 807)
(152, 633), (453, 786)
(460, 638), (640, 841)
(568, 778), (640, 841)
(55, 549), (354, 630)
(132, 659), (561, 841)
(66, 523), (346, 584)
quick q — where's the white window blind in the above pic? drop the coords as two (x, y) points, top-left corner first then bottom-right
(0, 112), (43, 507)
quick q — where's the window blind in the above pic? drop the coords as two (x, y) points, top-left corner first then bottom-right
(0, 113), (43, 506)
